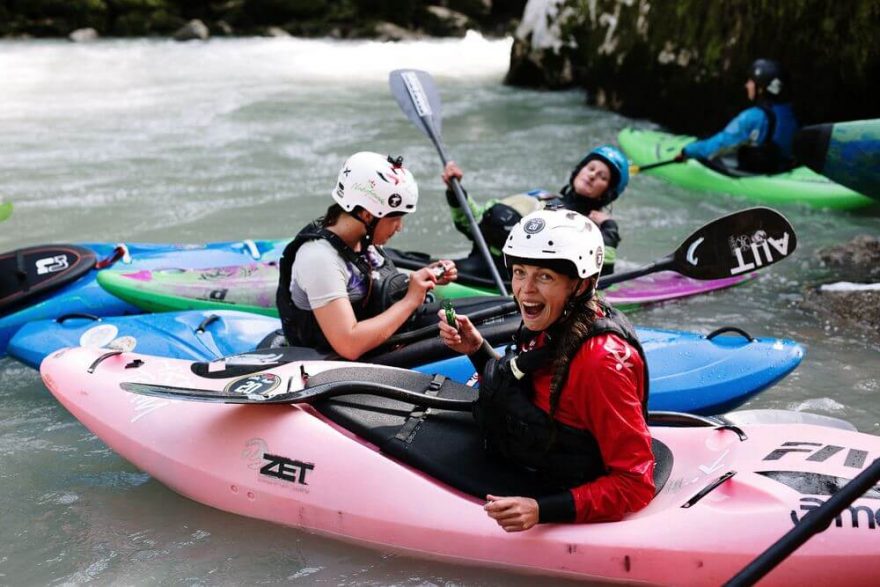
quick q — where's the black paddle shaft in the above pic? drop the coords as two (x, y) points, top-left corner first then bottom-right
(600, 207), (796, 288)
(389, 69), (509, 296)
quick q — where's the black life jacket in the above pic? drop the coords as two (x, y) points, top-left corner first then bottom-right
(737, 103), (788, 174)
(275, 220), (407, 352)
(473, 303), (649, 489)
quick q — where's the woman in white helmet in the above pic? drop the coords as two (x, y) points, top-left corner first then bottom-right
(276, 152), (458, 360)
(438, 208), (654, 531)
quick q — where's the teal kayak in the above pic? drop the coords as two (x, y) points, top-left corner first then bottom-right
(793, 118), (880, 201)
(619, 128), (875, 210)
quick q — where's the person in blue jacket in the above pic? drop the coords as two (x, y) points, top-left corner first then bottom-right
(442, 145), (630, 276)
(680, 59), (799, 174)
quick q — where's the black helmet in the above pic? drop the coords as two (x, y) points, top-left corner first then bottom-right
(747, 59), (786, 99)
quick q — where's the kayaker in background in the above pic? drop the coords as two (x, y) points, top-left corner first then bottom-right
(441, 144), (629, 277)
(438, 209), (654, 531)
(679, 58), (799, 174)
(275, 151), (458, 360)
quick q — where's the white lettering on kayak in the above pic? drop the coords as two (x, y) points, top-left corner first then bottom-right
(129, 394), (170, 423)
(699, 449), (730, 475)
(36, 254), (70, 275)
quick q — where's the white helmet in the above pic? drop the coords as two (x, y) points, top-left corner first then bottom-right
(503, 209), (604, 279)
(331, 152), (418, 218)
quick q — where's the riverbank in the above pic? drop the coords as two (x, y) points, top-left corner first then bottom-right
(0, 0), (524, 41)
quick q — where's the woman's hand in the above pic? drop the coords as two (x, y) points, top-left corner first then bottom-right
(437, 309), (483, 355)
(484, 494), (539, 532)
(404, 267), (437, 307)
(429, 259), (458, 285)
(441, 161), (464, 187)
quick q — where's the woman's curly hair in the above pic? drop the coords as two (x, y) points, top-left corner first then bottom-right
(547, 276), (602, 419)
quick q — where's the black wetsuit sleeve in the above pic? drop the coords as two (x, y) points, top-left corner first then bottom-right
(537, 492), (577, 523)
(467, 339), (498, 374)
(599, 218), (620, 249)
(446, 186), (465, 208)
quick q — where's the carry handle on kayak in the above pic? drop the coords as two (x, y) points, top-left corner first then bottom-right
(599, 207), (797, 288)
(389, 69), (509, 296)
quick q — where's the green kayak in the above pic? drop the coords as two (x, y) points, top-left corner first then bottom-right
(618, 128), (875, 210)
(97, 261), (751, 316)
(0, 202), (11, 222)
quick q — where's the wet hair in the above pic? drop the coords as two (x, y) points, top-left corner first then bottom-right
(547, 275), (601, 418)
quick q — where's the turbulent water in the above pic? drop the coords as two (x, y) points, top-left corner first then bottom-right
(1, 35), (878, 585)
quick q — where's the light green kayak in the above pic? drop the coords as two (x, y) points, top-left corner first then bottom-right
(619, 128), (875, 210)
(97, 263), (509, 317)
(97, 261), (751, 316)
(0, 202), (11, 222)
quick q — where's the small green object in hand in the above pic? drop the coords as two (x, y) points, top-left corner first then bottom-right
(442, 300), (457, 328)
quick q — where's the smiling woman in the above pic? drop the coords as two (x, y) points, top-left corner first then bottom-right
(438, 208), (653, 530)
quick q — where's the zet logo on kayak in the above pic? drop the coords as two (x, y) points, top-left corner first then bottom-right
(260, 453), (315, 487)
(242, 438), (316, 491)
(727, 229), (792, 275)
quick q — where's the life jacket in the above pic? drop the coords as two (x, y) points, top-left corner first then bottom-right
(275, 220), (407, 352)
(473, 303), (649, 489)
(476, 191), (617, 273)
(737, 103), (795, 173)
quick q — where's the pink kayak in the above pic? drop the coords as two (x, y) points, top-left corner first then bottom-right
(42, 346), (880, 585)
(603, 271), (750, 306)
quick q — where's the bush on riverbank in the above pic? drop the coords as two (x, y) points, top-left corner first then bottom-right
(0, 0), (525, 39)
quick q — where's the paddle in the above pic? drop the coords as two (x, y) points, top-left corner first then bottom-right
(724, 458), (880, 587)
(388, 206), (796, 345)
(121, 379), (476, 411)
(389, 69), (509, 296)
(599, 206), (796, 288)
(628, 156), (683, 175)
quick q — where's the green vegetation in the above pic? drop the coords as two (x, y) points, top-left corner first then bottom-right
(0, 0), (525, 39)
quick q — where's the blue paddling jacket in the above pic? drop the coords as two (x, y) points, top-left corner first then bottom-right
(683, 102), (799, 173)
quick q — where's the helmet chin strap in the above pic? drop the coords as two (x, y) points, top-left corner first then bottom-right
(351, 209), (380, 250)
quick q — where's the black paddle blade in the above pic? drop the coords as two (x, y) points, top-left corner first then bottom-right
(671, 207), (796, 280)
(121, 374), (475, 411)
(389, 69), (443, 138)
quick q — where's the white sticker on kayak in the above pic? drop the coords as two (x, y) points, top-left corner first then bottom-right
(108, 336), (137, 353)
(80, 324), (118, 348)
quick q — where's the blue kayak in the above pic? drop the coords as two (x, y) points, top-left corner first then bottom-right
(0, 239), (286, 356)
(10, 311), (804, 415)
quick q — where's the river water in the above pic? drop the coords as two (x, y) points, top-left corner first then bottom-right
(1, 35), (878, 586)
